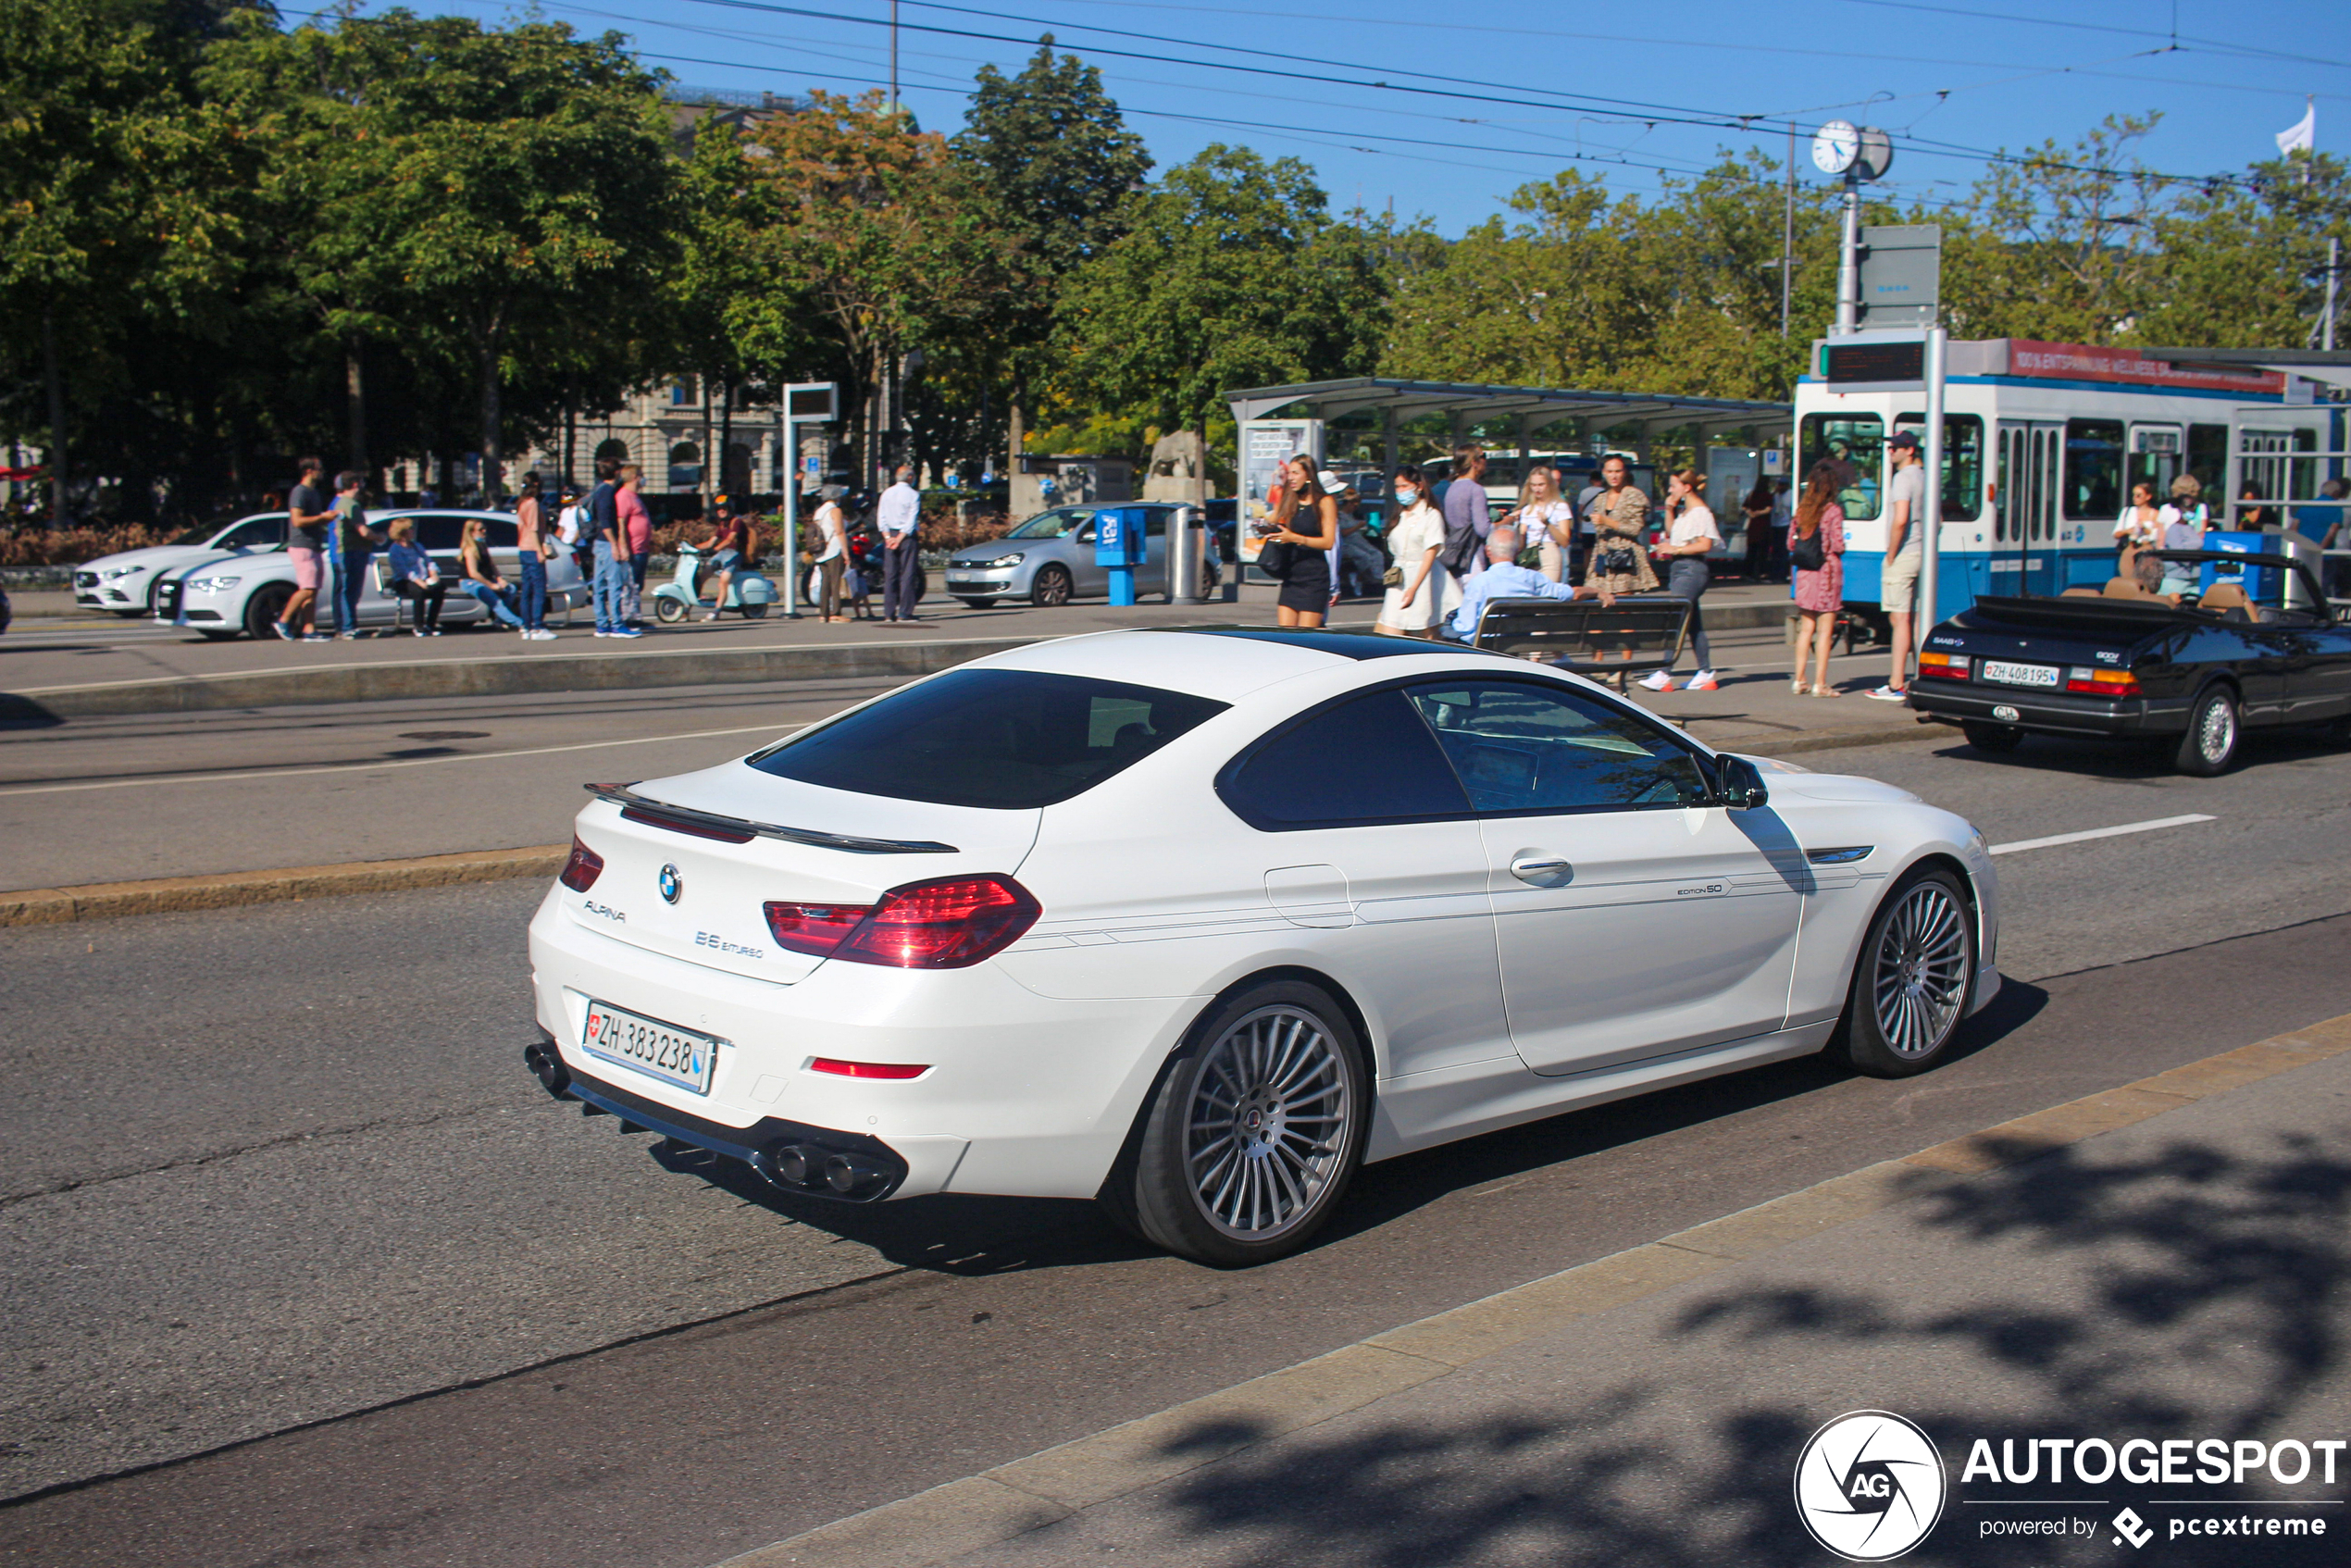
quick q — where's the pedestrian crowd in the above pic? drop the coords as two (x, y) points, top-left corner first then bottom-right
(249, 454), (944, 643)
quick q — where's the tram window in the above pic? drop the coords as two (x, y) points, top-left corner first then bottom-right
(2063, 418), (2125, 520)
(1891, 414), (1984, 522)
(1798, 414), (1882, 519)
(2188, 423), (2228, 495)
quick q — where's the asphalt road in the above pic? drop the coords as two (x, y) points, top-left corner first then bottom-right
(3, 619), (1917, 892)
(3, 736), (2349, 1567)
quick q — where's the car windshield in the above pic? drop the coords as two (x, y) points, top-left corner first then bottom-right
(169, 527), (212, 546)
(1005, 508), (1092, 540)
(747, 668), (1228, 809)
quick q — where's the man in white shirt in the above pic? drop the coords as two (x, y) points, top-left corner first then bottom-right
(876, 464), (923, 622)
(1443, 526), (1612, 641)
(1872, 431), (1929, 701)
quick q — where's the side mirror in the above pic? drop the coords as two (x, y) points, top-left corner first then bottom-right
(1716, 755), (1770, 811)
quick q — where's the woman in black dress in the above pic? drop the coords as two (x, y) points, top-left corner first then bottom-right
(1266, 455), (1338, 628)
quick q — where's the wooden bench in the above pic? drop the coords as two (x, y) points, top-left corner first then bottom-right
(1469, 594), (1693, 678)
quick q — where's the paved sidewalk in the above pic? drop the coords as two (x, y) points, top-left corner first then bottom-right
(752, 1021), (2351, 1568)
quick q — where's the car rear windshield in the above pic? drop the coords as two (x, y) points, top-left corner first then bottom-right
(746, 668), (1229, 809)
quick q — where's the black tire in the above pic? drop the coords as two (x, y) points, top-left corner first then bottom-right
(1030, 565), (1073, 607)
(111, 608), (145, 619)
(243, 582), (293, 640)
(197, 628), (240, 641)
(1960, 720), (2023, 753)
(1830, 866), (1977, 1079)
(653, 594), (688, 624)
(740, 601), (768, 619)
(2173, 684), (2239, 776)
(1111, 979), (1369, 1268)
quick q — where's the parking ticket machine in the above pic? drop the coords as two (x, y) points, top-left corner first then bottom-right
(1095, 505), (1148, 606)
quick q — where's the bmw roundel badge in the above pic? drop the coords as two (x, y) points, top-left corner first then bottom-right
(658, 864), (682, 904)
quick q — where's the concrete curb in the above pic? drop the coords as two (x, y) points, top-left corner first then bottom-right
(2, 635), (1051, 720)
(0, 844), (566, 927)
(715, 1011), (2351, 1568)
(3, 602), (1797, 720)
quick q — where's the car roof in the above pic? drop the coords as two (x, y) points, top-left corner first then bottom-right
(974, 628), (1524, 703)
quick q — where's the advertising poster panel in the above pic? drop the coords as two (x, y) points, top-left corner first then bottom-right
(1239, 418), (1323, 566)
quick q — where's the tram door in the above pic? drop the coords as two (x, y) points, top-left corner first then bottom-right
(1996, 423), (2063, 596)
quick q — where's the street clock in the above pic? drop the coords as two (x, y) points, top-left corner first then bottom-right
(1811, 120), (1860, 175)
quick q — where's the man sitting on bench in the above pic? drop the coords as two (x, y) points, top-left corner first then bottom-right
(1440, 525), (1614, 643)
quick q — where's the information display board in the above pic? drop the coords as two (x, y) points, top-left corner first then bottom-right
(1238, 418), (1323, 566)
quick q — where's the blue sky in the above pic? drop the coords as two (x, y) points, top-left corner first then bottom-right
(337, 0), (2345, 234)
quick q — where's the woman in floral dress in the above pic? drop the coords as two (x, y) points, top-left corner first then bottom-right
(1791, 459), (1848, 696)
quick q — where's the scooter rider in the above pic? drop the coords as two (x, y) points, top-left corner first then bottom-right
(702, 497), (748, 622)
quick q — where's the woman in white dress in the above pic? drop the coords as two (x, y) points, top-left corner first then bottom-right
(1375, 465), (1458, 638)
(1505, 462), (1576, 581)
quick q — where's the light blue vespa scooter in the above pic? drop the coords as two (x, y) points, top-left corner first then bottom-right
(652, 541), (778, 622)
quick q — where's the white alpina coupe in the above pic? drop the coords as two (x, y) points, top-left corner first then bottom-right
(527, 629), (2000, 1266)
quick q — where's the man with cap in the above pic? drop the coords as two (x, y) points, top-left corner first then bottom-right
(1870, 429), (1927, 702)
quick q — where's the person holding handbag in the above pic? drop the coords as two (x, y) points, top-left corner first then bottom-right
(1375, 466), (1456, 637)
(1790, 459), (1848, 696)
(1502, 462), (1574, 581)
(1263, 455), (1337, 628)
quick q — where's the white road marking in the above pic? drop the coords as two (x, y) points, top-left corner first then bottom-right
(0, 723), (808, 798)
(1988, 814), (2216, 856)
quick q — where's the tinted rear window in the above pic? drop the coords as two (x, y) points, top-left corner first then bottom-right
(747, 668), (1228, 809)
(1219, 690), (1472, 829)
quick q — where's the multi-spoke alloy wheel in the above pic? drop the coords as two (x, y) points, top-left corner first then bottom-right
(1835, 867), (1977, 1078)
(2173, 686), (2239, 776)
(1186, 1005), (1353, 1239)
(1115, 980), (1367, 1266)
(1871, 882), (1970, 1059)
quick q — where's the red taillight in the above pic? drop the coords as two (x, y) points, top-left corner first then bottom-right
(808, 1057), (929, 1079)
(559, 836), (604, 891)
(763, 900), (876, 957)
(2065, 666), (2142, 697)
(763, 875), (1041, 969)
(1918, 651), (1969, 679)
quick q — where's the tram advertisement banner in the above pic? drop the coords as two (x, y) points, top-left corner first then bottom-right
(1239, 418), (1323, 563)
(2007, 340), (2284, 395)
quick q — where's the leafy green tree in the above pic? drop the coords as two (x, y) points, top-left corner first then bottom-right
(1054, 145), (1383, 437)
(0, 0), (242, 520)
(729, 91), (1013, 486)
(953, 40), (1150, 465)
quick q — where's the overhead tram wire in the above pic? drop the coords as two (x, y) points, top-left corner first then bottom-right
(653, 0), (2273, 193)
(1820, 0), (2351, 71)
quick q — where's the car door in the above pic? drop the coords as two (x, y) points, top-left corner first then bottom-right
(1064, 511), (1106, 596)
(1402, 677), (1804, 1076)
(1216, 685), (1509, 1079)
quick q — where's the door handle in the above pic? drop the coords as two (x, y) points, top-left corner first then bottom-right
(1510, 854), (1573, 885)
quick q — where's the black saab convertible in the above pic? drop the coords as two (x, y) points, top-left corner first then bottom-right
(1907, 549), (2351, 775)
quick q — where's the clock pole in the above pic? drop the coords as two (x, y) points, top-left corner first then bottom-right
(1835, 168), (1861, 336)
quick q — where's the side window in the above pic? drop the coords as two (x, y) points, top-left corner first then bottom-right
(222, 518), (285, 549)
(416, 516), (466, 552)
(2064, 419), (2125, 520)
(1219, 690), (1471, 830)
(1799, 413), (1883, 520)
(479, 519), (519, 549)
(1891, 414), (1984, 522)
(1144, 508), (1171, 536)
(1406, 680), (1710, 815)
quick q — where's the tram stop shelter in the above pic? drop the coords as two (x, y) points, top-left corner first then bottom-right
(1223, 376), (1793, 491)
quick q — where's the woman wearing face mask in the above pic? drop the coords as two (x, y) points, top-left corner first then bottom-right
(1375, 466), (1456, 638)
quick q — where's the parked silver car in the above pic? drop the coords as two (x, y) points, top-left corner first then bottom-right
(942, 504), (1179, 608)
(75, 512), (287, 616)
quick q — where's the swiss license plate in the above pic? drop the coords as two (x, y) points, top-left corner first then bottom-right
(1979, 659), (2060, 689)
(582, 1001), (719, 1095)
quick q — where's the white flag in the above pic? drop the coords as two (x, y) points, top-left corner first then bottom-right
(2277, 99), (2315, 156)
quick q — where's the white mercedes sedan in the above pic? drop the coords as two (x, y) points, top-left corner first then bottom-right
(526, 629), (2000, 1267)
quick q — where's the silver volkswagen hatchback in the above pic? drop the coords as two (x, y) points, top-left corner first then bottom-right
(942, 504), (1175, 608)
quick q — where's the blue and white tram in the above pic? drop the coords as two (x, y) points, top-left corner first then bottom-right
(1793, 338), (2307, 625)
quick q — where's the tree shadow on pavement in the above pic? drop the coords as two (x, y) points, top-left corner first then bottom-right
(628, 980), (2051, 1280)
(1060, 1126), (2350, 1568)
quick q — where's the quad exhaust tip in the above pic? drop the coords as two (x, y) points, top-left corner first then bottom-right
(752, 1141), (902, 1201)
